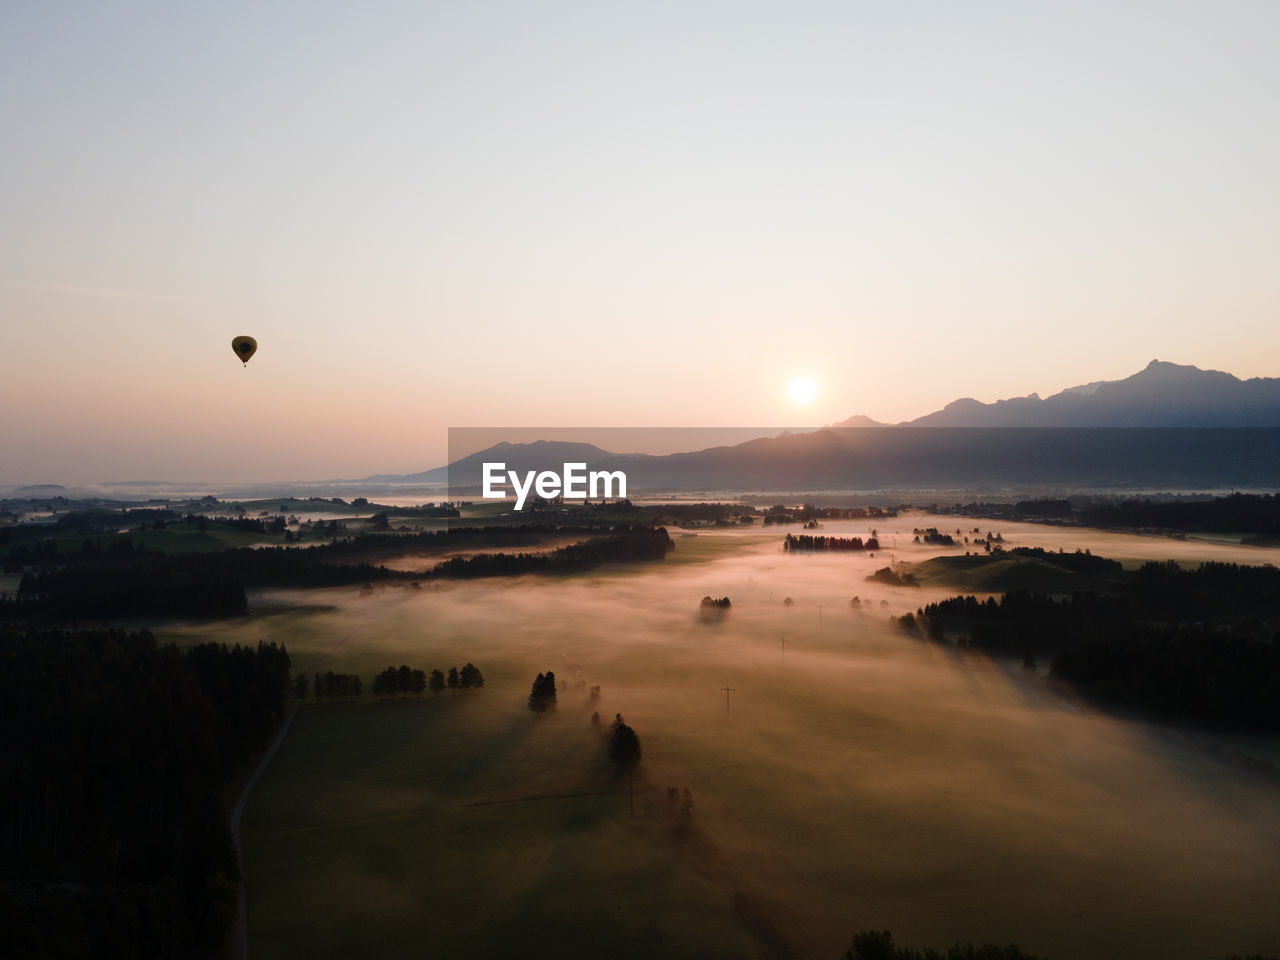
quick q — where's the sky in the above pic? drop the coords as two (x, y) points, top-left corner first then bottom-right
(3, 1), (1278, 484)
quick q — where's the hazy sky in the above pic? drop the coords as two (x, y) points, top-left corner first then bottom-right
(3, 1), (1278, 484)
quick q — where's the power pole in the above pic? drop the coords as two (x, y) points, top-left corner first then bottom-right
(817, 604), (824, 624)
(721, 686), (735, 713)
(778, 636), (786, 655)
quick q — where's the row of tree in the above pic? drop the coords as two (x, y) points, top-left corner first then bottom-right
(427, 526), (674, 579)
(370, 663), (485, 698)
(842, 929), (1045, 960)
(841, 927), (1275, 960)
(1078, 492), (1280, 536)
(783, 534), (881, 552)
(311, 671), (363, 700)
(939, 492), (1280, 539)
(765, 504), (897, 524)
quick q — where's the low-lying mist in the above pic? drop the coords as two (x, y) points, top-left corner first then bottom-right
(175, 516), (1280, 959)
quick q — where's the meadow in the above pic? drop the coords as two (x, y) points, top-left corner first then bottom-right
(167, 517), (1280, 959)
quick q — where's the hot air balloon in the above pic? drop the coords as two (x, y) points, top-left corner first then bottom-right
(231, 336), (258, 366)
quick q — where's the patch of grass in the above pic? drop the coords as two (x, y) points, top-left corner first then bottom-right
(909, 554), (1122, 594)
(112, 522), (282, 553)
(242, 700), (755, 960)
(659, 531), (777, 568)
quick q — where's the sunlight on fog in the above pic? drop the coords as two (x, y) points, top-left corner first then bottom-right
(168, 517), (1280, 959)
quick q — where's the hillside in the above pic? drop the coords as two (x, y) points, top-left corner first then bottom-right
(908, 552), (1126, 595)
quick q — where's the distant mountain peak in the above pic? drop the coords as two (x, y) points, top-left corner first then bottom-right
(1138, 358), (1207, 376)
(825, 414), (889, 429)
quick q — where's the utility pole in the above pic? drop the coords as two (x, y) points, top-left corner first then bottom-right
(778, 636), (786, 655)
(817, 604), (824, 624)
(721, 686), (735, 713)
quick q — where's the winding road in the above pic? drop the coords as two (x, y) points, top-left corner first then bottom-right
(230, 703), (299, 960)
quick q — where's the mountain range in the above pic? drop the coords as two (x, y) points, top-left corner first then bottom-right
(9, 362), (1273, 500)
(433, 428), (1280, 494)
(829, 360), (1280, 428)
(421, 362), (1280, 494)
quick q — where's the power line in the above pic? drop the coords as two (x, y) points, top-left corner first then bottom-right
(721, 685), (736, 713)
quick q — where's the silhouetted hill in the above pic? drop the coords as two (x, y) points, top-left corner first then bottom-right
(434, 428), (1280, 493)
(396, 441), (621, 484)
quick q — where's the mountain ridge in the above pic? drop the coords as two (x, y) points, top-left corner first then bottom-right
(830, 360), (1280, 429)
(413, 360), (1280, 493)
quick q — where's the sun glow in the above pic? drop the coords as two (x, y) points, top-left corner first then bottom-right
(788, 377), (818, 406)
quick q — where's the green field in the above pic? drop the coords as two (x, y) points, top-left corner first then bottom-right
(907, 553), (1124, 595)
(111, 521), (285, 552)
(241, 699), (756, 959)
(178, 518), (1280, 960)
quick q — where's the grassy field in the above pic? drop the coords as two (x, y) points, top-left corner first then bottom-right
(189, 518), (1280, 960)
(241, 698), (756, 959)
(907, 553), (1124, 594)
(110, 521), (285, 552)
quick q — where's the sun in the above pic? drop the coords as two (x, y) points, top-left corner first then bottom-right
(788, 376), (818, 407)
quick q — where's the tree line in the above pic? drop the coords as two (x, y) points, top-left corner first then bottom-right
(1078, 492), (1280, 536)
(311, 671), (363, 700)
(305, 523), (608, 561)
(370, 663), (484, 698)
(937, 492), (1280, 539)
(644, 503), (754, 522)
(783, 534), (881, 552)
(911, 559), (1280, 731)
(765, 504), (898, 525)
(4, 525), (675, 623)
(841, 927), (1275, 960)
(0, 629), (291, 957)
(425, 526), (674, 580)
(913, 527), (955, 545)
(843, 928), (1046, 960)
